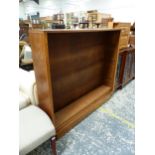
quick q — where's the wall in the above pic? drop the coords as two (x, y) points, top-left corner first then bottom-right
(19, 3), (26, 19)
(19, 0), (135, 22)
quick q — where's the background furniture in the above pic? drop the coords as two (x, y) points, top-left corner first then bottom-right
(115, 46), (135, 89)
(19, 23), (29, 42)
(87, 10), (111, 28)
(129, 35), (135, 47)
(129, 22), (135, 48)
(79, 21), (89, 29)
(113, 22), (131, 50)
(29, 29), (120, 138)
(115, 22), (135, 89)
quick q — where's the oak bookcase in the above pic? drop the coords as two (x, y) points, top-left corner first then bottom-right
(29, 29), (121, 137)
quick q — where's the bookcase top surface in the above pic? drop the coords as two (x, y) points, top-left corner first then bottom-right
(29, 28), (121, 33)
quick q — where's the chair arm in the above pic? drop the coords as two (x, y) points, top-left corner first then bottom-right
(19, 69), (38, 105)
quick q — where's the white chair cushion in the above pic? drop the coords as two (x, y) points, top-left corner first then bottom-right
(19, 91), (31, 110)
(19, 105), (55, 155)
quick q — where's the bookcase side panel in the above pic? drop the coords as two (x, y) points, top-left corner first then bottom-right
(102, 31), (121, 91)
(29, 30), (55, 124)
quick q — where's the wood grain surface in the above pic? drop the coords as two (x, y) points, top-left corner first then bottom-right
(29, 29), (120, 137)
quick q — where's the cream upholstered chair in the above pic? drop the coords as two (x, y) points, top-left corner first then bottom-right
(19, 105), (57, 155)
(19, 91), (31, 110)
(19, 68), (38, 109)
(19, 69), (57, 155)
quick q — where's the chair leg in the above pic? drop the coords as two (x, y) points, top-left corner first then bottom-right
(51, 136), (57, 155)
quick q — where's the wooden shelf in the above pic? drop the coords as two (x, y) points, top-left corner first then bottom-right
(29, 29), (120, 137)
(55, 85), (111, 136)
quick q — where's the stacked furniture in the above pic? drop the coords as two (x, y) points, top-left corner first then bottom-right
(113, 22), (131, 50)
(52, 13), (65, 29)
(115, 22), (135, 89)
(29, 29), (121, 138)
(101, 17), (113, 28)
(87, 10), (111, 28)
(40, 16), (53, 29)
(66, 12), (75, 29)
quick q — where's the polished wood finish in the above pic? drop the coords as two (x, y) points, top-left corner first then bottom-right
(29, 31), (55, 124)
(55, 85), (111, 137)
(29, 29), (120, 137)
(48, 31), (119, 111)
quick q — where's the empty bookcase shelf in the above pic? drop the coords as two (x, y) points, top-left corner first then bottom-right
(29, 29), (121, 137)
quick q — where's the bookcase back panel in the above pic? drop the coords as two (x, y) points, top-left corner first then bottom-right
(48, 32), (116, 112)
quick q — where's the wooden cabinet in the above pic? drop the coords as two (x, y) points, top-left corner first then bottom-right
(115, 47), (135, 89)
(87, 12), (111, 28)
(113, 22), (131, 50)
(29, 29), (121, 138)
